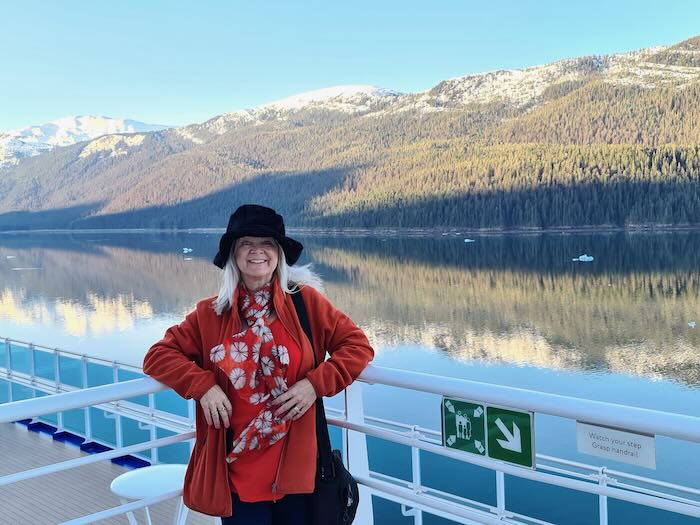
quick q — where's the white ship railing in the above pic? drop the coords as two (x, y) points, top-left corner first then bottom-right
(2, 337), (700, 524)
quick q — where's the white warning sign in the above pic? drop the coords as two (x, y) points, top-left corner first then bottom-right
(576, 422), (656, 469)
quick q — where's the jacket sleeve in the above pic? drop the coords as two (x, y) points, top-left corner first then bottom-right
(142, 304), (217, 401)
(301, 287), (374, 398)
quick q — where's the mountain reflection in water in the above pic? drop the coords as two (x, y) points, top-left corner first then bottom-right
(1, 231), (700, 386)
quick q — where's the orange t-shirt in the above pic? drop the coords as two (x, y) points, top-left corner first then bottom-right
(226, 318), (302, 502)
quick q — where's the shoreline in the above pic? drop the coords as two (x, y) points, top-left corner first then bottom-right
(2, 224), (700, 237)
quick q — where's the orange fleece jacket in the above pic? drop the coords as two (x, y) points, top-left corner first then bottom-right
(142, 281), (374, 517)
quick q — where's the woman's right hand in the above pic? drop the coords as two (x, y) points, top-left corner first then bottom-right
(199, 385), (232, 429)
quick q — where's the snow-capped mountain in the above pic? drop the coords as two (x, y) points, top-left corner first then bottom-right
(260, 84), (402, 111)
(173, 42), (700, 143)
(5, 37), (700, 192)
(391, 45), (700, 113)
(8, 40), (699, 161)
(174, 85), (402, 143)
(3, 36), (700, 231)
(0, 116), (169, 168)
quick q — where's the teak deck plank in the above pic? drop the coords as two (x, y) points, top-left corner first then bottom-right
(0, 423), (217, 524)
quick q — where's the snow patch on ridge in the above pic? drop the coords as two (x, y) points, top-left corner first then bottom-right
(6, 116), (165, 147)
(173, 127), (206, 144)
(605, 60), (700, 88)
(79, 134), (146, 159)
(1, 116), (168, 168)
(181, 86), (402, 138)
(261, 85), (401, 112)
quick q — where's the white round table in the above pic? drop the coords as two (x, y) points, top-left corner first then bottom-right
(110, 464), (188, 525)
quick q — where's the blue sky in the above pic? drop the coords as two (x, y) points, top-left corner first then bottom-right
(1, 0), (699, 131)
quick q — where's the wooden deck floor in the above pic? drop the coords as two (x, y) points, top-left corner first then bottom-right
(0, 423), (218, 524)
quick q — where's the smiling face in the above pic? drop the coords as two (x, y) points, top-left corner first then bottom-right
(234, 236), (279, 290)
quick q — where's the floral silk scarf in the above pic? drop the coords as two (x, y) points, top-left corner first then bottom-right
(209, 282), (290, 462)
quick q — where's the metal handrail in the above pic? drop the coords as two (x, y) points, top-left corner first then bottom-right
(3, 362), (700, 523)
(0, 376), (165, 423)
(5, 364), (699, 444)
(360, 411), (700, 503)
(3, 368), (192, 432)
(3, 336), (143, 372)
(359, 365), (700, 443)
(330, 416), (700, 518)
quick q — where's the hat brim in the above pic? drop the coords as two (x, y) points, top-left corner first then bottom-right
(212, 228), (303, 269)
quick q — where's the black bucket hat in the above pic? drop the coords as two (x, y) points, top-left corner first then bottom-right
(212, 204), (303, 268)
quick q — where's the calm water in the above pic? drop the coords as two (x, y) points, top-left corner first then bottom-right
(1, 231), (700, 524)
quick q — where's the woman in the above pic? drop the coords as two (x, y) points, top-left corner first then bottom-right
(142, 204), (374, 524)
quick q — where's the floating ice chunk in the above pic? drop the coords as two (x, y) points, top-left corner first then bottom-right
(182, 248), (193, 253)
(689, 321), (696, 329)
(573, 254), (594, 262)
(464, 238), (475, 243)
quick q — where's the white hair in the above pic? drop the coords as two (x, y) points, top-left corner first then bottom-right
(212, 243), (323, 315)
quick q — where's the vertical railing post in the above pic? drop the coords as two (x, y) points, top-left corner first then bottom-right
(149, 393), (159, 464)
(53, 349), (61, 387)
(5, 339), (12, 403)
(599, 468), (609, 525)
(6, 338), (13, 378)
(54, 349), (64, 432)
(28, 343), (36, 377)
(496, 470), (506, 517)
(410, 440), (424, 525)
(344, 381), (373, 525)
(113, 362), (123, 449)
(28, 344), (36, 400)
(187, 399), (195, 455)
(81, 356), (92, 441)
(400, 440), (425, 523)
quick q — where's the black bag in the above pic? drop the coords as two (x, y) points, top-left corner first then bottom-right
(291, 292), (360, 525)
(312, 407), (359, 525)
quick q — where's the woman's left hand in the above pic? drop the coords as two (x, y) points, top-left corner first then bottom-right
(272, 378), (317, 421)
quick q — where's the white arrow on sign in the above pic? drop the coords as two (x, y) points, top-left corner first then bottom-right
(473, 406), (483, 418)
(445, 400), (455, 414)
(495, 418), (522, 453)
(475, 440), (485, 454)
(446, 435), (456, 446)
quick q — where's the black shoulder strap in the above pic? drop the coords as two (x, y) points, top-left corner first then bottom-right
(290, 290), (335, 479)
(291, 290), (316, 367)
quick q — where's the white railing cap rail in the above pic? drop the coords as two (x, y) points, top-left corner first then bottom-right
(3, 336), (142, 372)
(359, 365), (700, 443)
(0, 377), (166, 424)
(2, 365), (700, 444)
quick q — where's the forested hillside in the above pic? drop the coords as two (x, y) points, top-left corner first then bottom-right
(2, 37), (700, 230)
